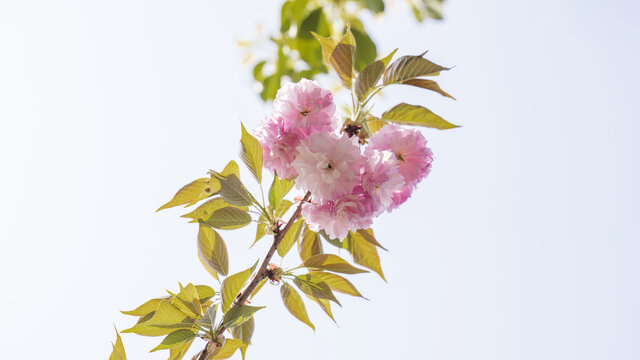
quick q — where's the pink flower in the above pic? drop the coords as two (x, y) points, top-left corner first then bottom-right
(292, 132), (364, 201)
(367, 124), (433, 207)
(254, 116), (301, 179)
(273, 79), (337, 137)
(302, 189), (375, 240)
(361, 149), (405, 213)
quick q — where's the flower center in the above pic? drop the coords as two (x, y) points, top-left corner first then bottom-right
(300, 110), (309, 117)
(396, 152), (405, 162)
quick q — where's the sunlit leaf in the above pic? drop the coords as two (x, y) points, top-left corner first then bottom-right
(352, 28), (376, 72)
(198, 253), (219, 281)
(122, 300), (194, 336)
(311, 32), (337, 70)
(302, 254), (368, 274)
(195, 285), (215, 303)
(304, 294), (335, 322)
(275, 199), (293, 218)
(310, 271), (365, 298)
(280, 283), (314, 330)
(329, 27), (356, 88)
(364, 116), (388, 135)
(298, 226), (323, 261)
(182, 197), (248, 222)
(221, 261), (258, 312)
(381, 103), (459, 130)
(253, 221), (266, 247)
(121, 298), (163, 316)
(232, 316), (254, 345)
(204, 207), (252, 230)
(345, 231), (385, 280)
(168, 338), (194, 360)
(109, 327), (126, 360)
(293, 274), (340, 305)
(157, 177), (219, 211)
(240, 123), (263, 183)
(151, 329), (197, 352)
(401, 78), (455, 99)
(355, 48), (397, 102)
(383, 53), (450, 85)
(196, 303), (217, 329)
(268, 175), (295, 211)
(250, 278), (268, 300)
(171, 283), (202, 319)
(356, 228), (387, 251)
(222, 306), (264, 328)
(217, 174), (253, 206)
(197, 225), (229, 277)
(277, 219), (303, 257)
(212, 338), (244, 360)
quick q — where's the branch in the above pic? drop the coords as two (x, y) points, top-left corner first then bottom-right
(198, 191), (312, 360)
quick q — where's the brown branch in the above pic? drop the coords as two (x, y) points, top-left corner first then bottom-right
(198, 191), (311, 360)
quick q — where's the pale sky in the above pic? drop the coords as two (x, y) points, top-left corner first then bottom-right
(1, 1), (638, 359)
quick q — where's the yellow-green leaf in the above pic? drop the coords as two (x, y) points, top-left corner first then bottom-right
(268, 175), (295, 211)
(171, 283), (202, 319)
(197, 225), (229, 277)
(196, 285), (215, 303)
(383, 53), (450, 85)
(198, 253), (219, 281)
(121, 298), (163, 316)
(329, 27), (356, 88)
(250, 278), (268, 300)
(311, 32), (337, 69)
(232, 316), (254, 345)
(221, 261), (258, 312)
(275, 199), (293, 218)
(182, 197), (248, 222)
(168, 339), (194, 360)
(355, 60), (384, 102)
(211, 338), (244, 360)
(309, 271), (364, 298)
(217, 174), (253, 206)
(222, 306), (264, 328)
(157, 177), (219, 211)
(298, 226), (323, 261)
(122, 300), (194, 336)
(293, 274), (340, 305)
(150, 329), (197, 352)
(381, 103), (459, 130)
(277, 219), (303, 257)
(109, 327), (127, 360)
(364, 116), (388, 135)
(302, 254), (368, 274)
(304, 294), (335, 322)
(345, 231), (386, 280)
(280, 283), (314, 330)
(240, 123), (263, 183)
(401, 78), (455, 99)
(356, 228), (387, 251)
(203, 207), (252, 230)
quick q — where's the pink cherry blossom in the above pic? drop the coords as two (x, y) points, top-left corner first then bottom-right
(367, 124), (433, 207)
(292, 132), (364, 201)
(302, 189), (375, 240)
(361, 149), (405, 213)
(254, 115), (301, 179)
(273, 78), (338, 137)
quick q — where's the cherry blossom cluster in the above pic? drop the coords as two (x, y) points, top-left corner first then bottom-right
(255, 79), (433, 239)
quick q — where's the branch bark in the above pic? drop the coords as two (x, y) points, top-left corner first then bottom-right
(197, 191), (312, 360)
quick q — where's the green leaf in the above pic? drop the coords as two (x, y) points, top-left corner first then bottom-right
(352, 28), (377, 72)
(356, 228), (387, 250)
(168, 339), (194, 360)
(221, 261), (258, 312)
(298, 226), (323, 261)
(354, 48), (398, 102)
(363, 0), (385, 13)
(364, 116), (388, 135)
(217, 174), (253, 206)
(304, 295), (335, 322)
(293, 274), (340, 305)
(121, 298), (163, 316)
(380, 103), (459, 129)
(250, 278), (268, 300)
(309, 271), (365, 298)
(302, 254), (368, 274)
(195, 285), (215, 303)
(182, 197), (248, 222)
(222, 306), (264, 328)
(171, 283), (202, 318)
(109, 327), (127, 360)
(157, 177), (219, 211)
(240, 123), (263, 183)
(275, 199), (293, 218)
(311, 32), (337, 70)
(298, 8), (329, 41)
(203, 207), (252, 230)
(151, 329), (197, 352)
(280, 283), (314, 330)
(196, 303), (217, 329)
(277, 219), (303, 257)
(268, 175), (295, 211)
(122, 300), (194, 336)
(253, 221), (266, 247)
(383, 53), (450, 85)
(232, 316), (255, 345)
(345, 231), (385, 280)
(220, 160), (241, 178)
(401, 78), (455, 99)
(197, 225), (229, 276)
(329, 28), (356, 88)
(212, 338), (244, 360)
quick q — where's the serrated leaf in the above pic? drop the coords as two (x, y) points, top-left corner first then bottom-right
(157, 177), (219, 211)
(203, 207), (252, 230)
(211, 338), (244, 360)
(221, 261), (258, 312)
(298, 226), (323, 261)
(345, 231), (385, 280)
(383, 53), (450, 85)
(171, 283), (202, 318)
(121, 298), (163, 316)
(109, 327), (127, 360)
(381, 103), (459, 129)
(268, 175), (295, 210)
(310, 271), (365, 298)
(329, 28), (356, 88)
(232, 316), (254, 345)
(302, 254), (368, 274)
(240, 123), (263, 183)
(122, 300), (194, 336)
(277, 219), (303, 257)
(401, 79), (455, 99)
(182, 197), (248, 222)
(198, 225), (229, 276)
(217, 174), (253, 206)
(196, 285), (215, 303)
(151, 329), (197, 352)
(222, 306), (264, 328)
(293, 274), (340, 305)
(280, 283), (314, 330)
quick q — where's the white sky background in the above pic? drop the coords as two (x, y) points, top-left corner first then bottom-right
(1, 0), (639, 359)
